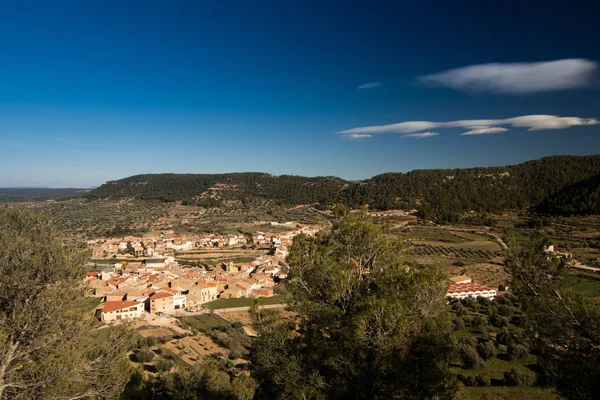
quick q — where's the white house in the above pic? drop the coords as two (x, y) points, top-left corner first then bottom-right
(101, 301), (144, 322)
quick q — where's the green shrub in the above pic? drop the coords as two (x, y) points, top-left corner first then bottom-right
(135, 349), (155, 363)
(156, 357), (175, 373)
(508, 344), (529, 360)
(475, 373), (491, 387)
(145, 336), (158, 347)
(504, 368), (535, 386)
(461, 374), (477, 386)
(459, 345), (485, 370)
(495, 329), (513, 346)
(476, 340), (497, 360)
(453, 317), (465, 331)
(458, 336), (478, 348)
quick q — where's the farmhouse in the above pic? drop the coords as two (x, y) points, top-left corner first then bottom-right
(101, 301), (144, 322)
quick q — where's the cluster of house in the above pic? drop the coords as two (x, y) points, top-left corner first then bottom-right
(544, 244), (600, 273)
(446, 275), (498, 300)
(87, 255), (290, 323)
(87, 224), (322, 259)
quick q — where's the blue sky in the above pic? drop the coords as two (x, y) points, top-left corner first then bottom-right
(1, 0), (599, 187)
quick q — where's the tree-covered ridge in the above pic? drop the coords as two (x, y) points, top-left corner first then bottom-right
(87, 155), (600, 217)
(88, 172), (348, 205)
(536, 173), (600, 216)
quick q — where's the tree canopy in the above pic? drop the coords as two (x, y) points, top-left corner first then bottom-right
(0, 208), (134, 399)
(251, 208), (458, 399)
(505, 235), (600, 400)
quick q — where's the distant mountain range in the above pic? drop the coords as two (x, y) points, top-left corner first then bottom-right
(0, 188), (90, 202)
(86, 155), (600, 221)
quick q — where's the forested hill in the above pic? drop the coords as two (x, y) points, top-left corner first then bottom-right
(87, 173), (349, 206)
(88, 155), (600, 219)
(536, 173), (600, 216)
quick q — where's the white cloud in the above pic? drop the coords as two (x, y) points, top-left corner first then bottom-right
(358, 82), (382, 89)
(461, 127), (508, 136)
(403, 132), (439, 139)
(344, 133), (373, 140)
(417, 59), (598, 94)
(336, 115), (598, 138)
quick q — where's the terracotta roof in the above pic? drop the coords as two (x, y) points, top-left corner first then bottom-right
(149, 292), (173, 300)
(102, 301), (141, 312)
(447, 283), (494, 294)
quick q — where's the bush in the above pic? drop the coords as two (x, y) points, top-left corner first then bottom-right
(453, 317), (465, 331)
(453, 302), (467, 317)
(462, 297), (477, 309)
(459, 345), (485, 370)
(135, 349), (155, 363)
(508, 344), (529, 360)
(458, 336), (478, 348)
(490, 313), (509, 328)
(471, 315), (488, 329)
(476, 373), (491, 387)
(156, 357), (175, 373)
(498, 304), (514, 318)
(496, 344), (508, 354)
(461, 374), (478, 386)
(232, 321), (243, 329)
(495, 329), (513, 346)
(476, 340), (497, 360)
(504, 368), (535, 386)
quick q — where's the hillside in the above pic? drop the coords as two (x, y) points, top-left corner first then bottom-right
(536, 173), (600, 216)
(88, 155), (600, 220)
(87, 173), (348, 206)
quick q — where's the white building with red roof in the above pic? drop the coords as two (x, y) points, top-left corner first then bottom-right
(101, 301), (144, 322)
(447, 282), (497, 300)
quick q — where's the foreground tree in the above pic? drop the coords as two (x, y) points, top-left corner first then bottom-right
(505, 236), (600, 400)
(251, 208), (458, 399)
(0, 208), (134, 399)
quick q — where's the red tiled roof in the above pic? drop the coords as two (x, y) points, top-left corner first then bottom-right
(448, 283), (494, 294)
(149, 292), (173, 300)
(102, 301), (141, 312)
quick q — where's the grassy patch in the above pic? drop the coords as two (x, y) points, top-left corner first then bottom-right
(70, 297), (101, 315)
(459, 386), (560, 400)
(179, 314), (252, 356)
(203, 295), (285, 310)
(565, 275), (600, 297)
(180, 314), (230, 333)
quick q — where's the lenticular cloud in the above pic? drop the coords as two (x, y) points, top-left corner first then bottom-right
(336, 114), (598, 139)
(417, 59), (598, 94)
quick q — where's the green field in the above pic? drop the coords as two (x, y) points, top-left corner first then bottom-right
(71, 297), (102, 315)
(565, 276), (600, 297)
(203, 295), (286, 310)
(459, 386), (560, 400)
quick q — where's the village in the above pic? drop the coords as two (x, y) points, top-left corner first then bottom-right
(84, 222), (323, 322)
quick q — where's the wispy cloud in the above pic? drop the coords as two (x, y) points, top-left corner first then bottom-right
(417, 59), (598, 94)
(344, 133), (373, 141)
(461, 127), (508, 136)
(358, 82), (382, 90)
(336, 115), (598, 139)
(403, 132), (439, 139)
